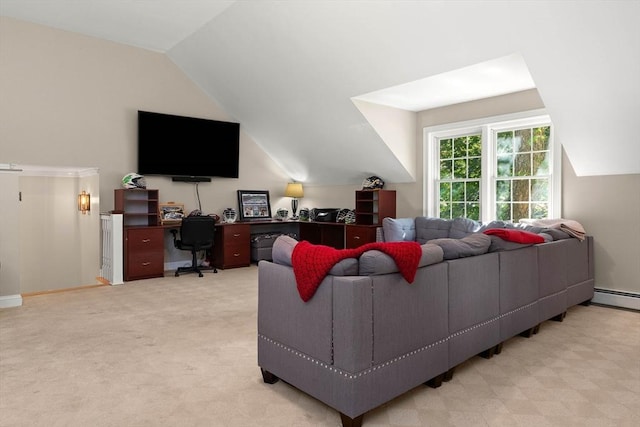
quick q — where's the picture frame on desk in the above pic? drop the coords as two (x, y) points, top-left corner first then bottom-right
(237, 190), (272, 221)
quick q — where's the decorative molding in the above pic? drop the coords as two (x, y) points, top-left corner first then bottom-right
(10, 164), (99, 177)
(0, 294), (23, 309)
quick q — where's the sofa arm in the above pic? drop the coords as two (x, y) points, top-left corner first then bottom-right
(332, 276), (374, 373)
(258, 261), (334, 363)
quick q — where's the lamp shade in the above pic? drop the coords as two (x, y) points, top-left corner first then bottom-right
(285, 183), (304, 198)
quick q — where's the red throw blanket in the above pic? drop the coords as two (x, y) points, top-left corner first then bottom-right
(291, 240), (422, 302)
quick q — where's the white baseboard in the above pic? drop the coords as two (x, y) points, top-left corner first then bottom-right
(0, 294), (23, 309)
(593, 288), (640, 311)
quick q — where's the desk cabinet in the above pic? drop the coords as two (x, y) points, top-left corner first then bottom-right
(124, 226), (164, 281)
(345, 225), (378, 249)
(214, 223), (251, 269)
(299, 222), (345, 249)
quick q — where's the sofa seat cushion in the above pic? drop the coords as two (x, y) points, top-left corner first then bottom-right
(359, 243), (444, 275)
(427, 233), (491, 260)
(382, 217), (416, 242)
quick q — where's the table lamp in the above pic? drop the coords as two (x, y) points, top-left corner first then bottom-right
(285, 182), (304, 219)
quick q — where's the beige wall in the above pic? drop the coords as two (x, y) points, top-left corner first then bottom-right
(562, 158), (640, 294)
(2, 17), (637, 297)
(0, 17), (291, 217)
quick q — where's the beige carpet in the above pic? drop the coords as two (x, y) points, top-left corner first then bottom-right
(1, 266), (638, 427)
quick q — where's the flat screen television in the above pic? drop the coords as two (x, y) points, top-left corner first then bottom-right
(137, 110), (240, 179)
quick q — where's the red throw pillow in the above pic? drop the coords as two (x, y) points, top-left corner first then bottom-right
(483, 228), (545, 244)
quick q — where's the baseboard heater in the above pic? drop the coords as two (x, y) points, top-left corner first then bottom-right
(593, 288), (640, 311)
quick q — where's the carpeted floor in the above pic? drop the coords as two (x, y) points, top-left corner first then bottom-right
(1, 266), (638, 427)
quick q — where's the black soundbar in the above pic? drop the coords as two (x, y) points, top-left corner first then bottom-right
(171, 176), (212, 183)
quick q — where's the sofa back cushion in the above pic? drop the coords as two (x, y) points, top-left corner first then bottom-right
(359, 243), (444, 275)
(427, 233), (491, 260)
(271, 235), (358, 275)
(382, 217), (416, 242)
(415, 217), (452, 243)
(449, 217), (482, 239)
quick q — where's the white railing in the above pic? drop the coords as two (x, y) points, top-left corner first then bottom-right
(100, 213), (124, 285)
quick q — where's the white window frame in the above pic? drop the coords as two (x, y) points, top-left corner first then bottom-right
(423, 109), (561, 221)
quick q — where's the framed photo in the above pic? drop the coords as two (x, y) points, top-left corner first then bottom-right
(237, 190), (272, 221)
(159, 202), (185, 225)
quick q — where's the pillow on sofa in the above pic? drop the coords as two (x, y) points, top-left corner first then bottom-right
(359, 243), (444, 275)
(271, 235), (358, 275)
(382, 217), (416, 242)
(427, 233), (491, 260)
(415, 217), (452, 244)
(483, 228), (545, 244)
(272, 235), (298, 266)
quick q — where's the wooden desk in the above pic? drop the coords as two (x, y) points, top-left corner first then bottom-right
(167, 219), (380, 271)
(212, 220), (381, 269)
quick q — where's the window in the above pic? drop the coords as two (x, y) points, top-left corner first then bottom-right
(424, 111), (560, 222)
(438, 134), (482, 220)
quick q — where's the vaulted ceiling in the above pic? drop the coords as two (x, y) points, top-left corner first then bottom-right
(1, 1), (638, 184)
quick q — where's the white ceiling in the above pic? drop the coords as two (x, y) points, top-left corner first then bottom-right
(1, 0), (639, 183)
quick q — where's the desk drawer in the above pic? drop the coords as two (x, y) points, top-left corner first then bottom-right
(124, 227), (164, 280)
(127, 252), (164, 280)
(346, 225), (377, 249)
(222, 243), (250, 267)
(127, 228), (164, 251)
(214, 223), (251, 269)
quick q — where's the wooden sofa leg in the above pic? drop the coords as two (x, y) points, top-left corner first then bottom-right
(443, 367), (455, 382)
(479, 346), (496, 359)
(580, 299), (592, 306)
(260, 368), (279, 384)
(532, 324), (541, 335)
(552, 311), (567, 322)
(340, 412), (364, 427)
(519, 327), (535, 338)
(494, 342), (504, 355)
(425, 373), (445, 388)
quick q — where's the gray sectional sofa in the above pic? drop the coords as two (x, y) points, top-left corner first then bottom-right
(257, 217), (594, 427)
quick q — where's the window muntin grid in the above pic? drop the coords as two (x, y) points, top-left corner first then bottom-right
(437, 134), (482, 220)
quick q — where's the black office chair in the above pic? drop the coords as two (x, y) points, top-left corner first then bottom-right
(171, 216), (218, 277)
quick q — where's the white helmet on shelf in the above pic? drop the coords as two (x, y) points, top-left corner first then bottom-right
(362, 175), (385, 190)
(122, 172), (147, 189)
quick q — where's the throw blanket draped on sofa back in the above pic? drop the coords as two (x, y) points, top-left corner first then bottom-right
(291, 241), (422, 302)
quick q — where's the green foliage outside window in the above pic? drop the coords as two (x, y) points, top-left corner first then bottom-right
(438, 135), (482, 220)
(493, 126), (551, 222)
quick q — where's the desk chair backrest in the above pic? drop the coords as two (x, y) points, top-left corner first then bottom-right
(179, 216), (216, 250)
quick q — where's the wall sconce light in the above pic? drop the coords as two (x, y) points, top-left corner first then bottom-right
(284, 182), (304, 219)
(78, 191), (90, 214)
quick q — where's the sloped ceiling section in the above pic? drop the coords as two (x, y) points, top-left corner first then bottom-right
(2, 1), (639, 183)
(168, 1), (639, 181)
